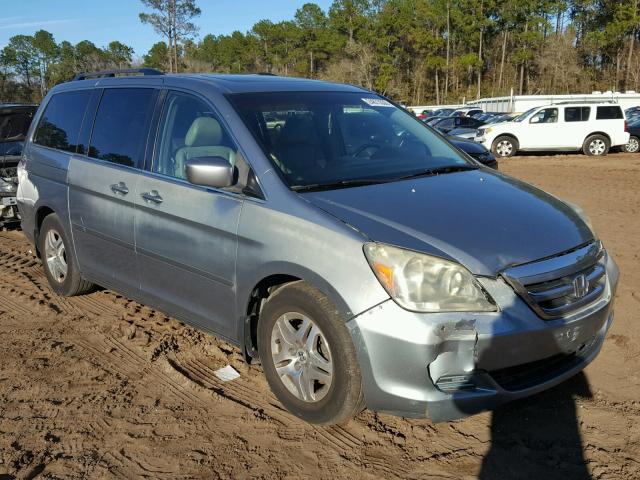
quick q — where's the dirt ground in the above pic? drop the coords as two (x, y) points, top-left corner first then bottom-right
(0, 153), (639, 479)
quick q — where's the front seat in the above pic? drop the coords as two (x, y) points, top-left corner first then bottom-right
(174, 117), (235, 179)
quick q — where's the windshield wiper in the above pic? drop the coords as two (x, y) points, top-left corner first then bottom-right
(291, 178), (390, 192)
(393, 164), (478, 181)
(291, 165), (478, 192)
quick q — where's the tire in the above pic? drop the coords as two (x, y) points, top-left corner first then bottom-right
(624, 135), (639, 153)
(257, 281), (364, 425)
(491, 136), (518, 158)
(38, 213), (95, 296)
(583, 134), (610, 156)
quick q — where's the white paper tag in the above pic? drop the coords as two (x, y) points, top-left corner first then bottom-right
(213, 365), (241, 382)
(362, 97), (394, 108)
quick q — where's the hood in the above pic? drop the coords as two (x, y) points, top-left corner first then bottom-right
(303, 170), (593, 276)
(447, 136), (487, 154)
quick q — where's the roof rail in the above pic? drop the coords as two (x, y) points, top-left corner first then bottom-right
(551, 100), (617, 105)
(73, 68), (164, 81)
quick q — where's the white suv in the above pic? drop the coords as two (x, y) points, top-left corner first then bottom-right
(476, 103), (629, 157)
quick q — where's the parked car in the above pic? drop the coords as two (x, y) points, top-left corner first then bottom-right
(0, 103), (37, 229)
(452, 107), (483, 117)
(622, 118), (640, 152)
(476, 103), (629, 158)
(448, 113), (516, 139)
(426, 107), (456, 119)
(624, 106), (640, 119)
(415, 109), (433, 120)
(447, 135), (497, 169)
(429, 115), (485, 134)
(446, 127), (477, 139)
(18, 69), (618, 425)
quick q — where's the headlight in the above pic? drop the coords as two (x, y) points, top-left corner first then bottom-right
(363, 243), (497, 313)
(484, 127), (492, 134)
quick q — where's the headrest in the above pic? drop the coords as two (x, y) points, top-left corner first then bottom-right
(185, 117), (223, 147)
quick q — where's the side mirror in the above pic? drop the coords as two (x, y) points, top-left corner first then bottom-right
(185, 156), (235, 188)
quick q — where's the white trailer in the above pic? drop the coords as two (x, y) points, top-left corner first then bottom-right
(466, 91), (640, 114)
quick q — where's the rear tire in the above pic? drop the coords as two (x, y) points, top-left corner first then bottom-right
(624, 135), (639, 153)
(583, 134), (610, 156)
(257, 281), (364, 425)
(39, 213), (95, 296)
(492, 136), (518, 158)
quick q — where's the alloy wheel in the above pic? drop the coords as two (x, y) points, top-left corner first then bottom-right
(589, 139), (606, 155)
(496, 140), (513, 157)
(44, 229), (68, 283)
(626, 137), (639, 153)
(270, 312), (333, 402)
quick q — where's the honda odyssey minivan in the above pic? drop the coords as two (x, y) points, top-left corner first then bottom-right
(17, 69), (619, 425)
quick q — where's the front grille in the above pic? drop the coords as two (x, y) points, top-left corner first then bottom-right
(490, 335), (598, 391)
(502, 242), (608, 320)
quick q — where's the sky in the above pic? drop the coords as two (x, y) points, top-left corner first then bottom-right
(0, 0), (333, 58)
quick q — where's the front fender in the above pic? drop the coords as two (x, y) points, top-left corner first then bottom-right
(235, 199), (390, 343)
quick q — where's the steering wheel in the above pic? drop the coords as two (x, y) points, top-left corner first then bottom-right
(353, 143), (382, 158)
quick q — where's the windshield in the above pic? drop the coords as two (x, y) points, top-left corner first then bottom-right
(513, 107), (538, 122)
(229, 92), (471, 189)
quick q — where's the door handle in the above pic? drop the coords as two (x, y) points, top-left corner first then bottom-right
(110, 182), (129, 195)
(141, 190), (163, 204)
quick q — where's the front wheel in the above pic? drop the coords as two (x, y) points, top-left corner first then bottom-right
(39, 213), (95, 296)
(257, 281), (364, 425)
(583, 134), (610, 156)
(624, 135), (639, 153)
(492, 136), (518, 158)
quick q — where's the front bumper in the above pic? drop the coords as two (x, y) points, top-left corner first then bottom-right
(347, 254), (619, 422)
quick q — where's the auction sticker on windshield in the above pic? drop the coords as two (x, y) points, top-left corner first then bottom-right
(362, 98), (394, 108)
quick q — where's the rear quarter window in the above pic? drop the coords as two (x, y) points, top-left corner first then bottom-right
(564, 107), (590, 122)
(34, 91), (91, 153)
(596, 106), (623, 120)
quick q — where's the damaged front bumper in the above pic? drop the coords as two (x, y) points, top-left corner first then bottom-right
(347, 254), (619, 422)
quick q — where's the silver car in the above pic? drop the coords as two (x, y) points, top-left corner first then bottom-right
(17, 69), (618, 425)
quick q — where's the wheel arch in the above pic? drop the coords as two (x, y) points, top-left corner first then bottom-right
(585, 131), (611, 144)
(492, 133), (519, 145)
(34, 205), (56, 256)
(240, 264), (356, 364)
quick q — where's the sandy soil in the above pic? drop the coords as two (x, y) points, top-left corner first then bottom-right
(0, 153), (639, 479)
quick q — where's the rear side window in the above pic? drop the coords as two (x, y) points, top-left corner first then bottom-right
(596, 106), (623, 120)
(34, 91), (90, 153)
(89, 88), (156, 167)
(564, 107), (590, 122)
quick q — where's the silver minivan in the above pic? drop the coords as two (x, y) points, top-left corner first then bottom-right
(17, 69), (619, 425)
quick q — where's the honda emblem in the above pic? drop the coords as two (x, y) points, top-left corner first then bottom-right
(573, 274), (589, 298)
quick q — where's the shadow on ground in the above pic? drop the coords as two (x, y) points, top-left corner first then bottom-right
(477, 372), (593, 479)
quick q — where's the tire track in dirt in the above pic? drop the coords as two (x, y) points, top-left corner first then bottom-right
(165, 354), (424, 478)
(0, 232), (579, 478)
(3, 214), (640, 480)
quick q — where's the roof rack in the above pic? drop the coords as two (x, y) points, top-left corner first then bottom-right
(73, 68), (164, 81)
(551, 100), (617, 105)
